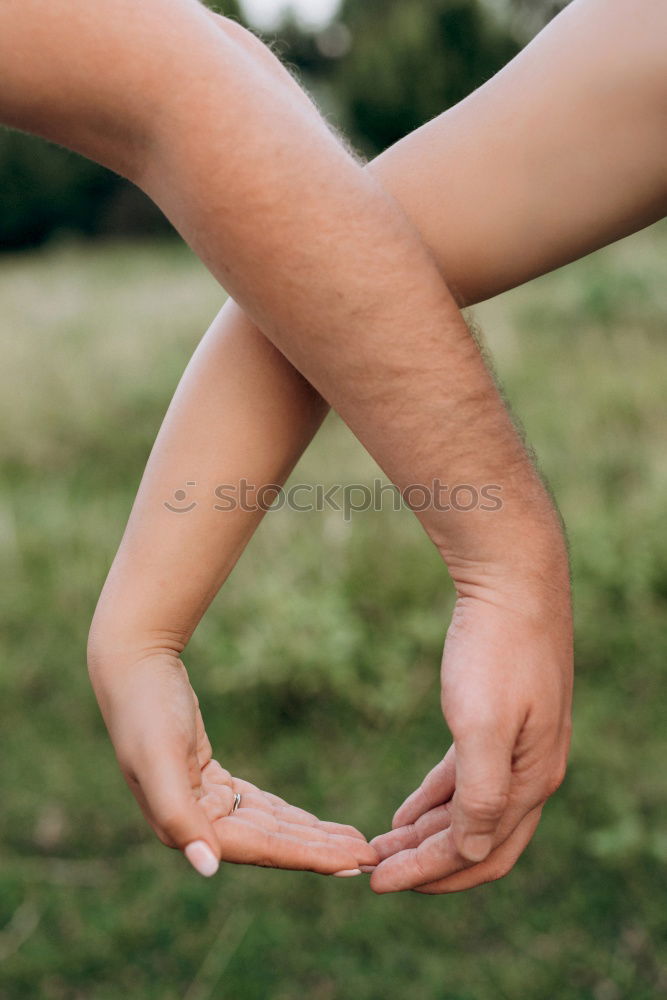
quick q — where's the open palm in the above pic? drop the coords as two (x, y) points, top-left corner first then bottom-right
(89, 652), (377, 876)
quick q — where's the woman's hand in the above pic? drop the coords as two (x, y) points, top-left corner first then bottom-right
(88, 651), (378, 878)
(369, 538), (573, 894)
(197, 758), (376, 875)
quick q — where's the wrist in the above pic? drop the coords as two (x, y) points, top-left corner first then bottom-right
(87, 604), (186, 684)
(87, 620), (188, 743)
(437, 481), (570, 611)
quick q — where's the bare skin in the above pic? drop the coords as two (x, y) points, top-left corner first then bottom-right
(110, 654), (378, 876)
(87, 0), (665, 890)
(87, 3), (568, 883)
(2, 0), (657, 889)
(87, 3), (665, 892)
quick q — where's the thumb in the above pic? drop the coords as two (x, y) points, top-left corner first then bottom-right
(126, 744), (222, 878)
(451, 729), (512, 863)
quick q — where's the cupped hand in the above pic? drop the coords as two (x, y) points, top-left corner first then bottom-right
(196, 758), (376, 875)
(369, 573), (573, 894)
(88, 652), (377, 878)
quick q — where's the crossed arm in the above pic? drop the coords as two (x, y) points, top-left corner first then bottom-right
(89, 0), (666, 892)
(3, 0), (664, 889)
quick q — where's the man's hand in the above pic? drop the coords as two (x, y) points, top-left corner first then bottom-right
(2, 0), (572, 888)
(369, 554), (573, 894)
(88, 652), (378, 878)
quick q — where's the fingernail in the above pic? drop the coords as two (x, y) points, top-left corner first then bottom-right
(185, 840), (219, 877)
(333, 868), (362, 878)
(359, 865), (377, 874)
(461, 834), (494, 863)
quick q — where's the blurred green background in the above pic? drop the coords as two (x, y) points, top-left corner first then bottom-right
(0, 0), (564, 249)
(1, 1), (666, 998)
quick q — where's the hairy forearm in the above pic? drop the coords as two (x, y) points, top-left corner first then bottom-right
(108, 0), (667, 655)
(140, 27), (556, 554)
(0, 2), (565, 658)
(89, 302), (329, 658)
(81, 14), (566, 656)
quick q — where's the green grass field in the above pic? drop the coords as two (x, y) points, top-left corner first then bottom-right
(0, 226), (665, 999)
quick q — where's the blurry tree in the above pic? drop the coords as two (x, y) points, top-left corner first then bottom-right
(273, 1), (572, 155)
(0, 0), (244, 250)
(326, 0), (520, 155)
(0, 130), (173, 249)
(0, 0), (553, 249)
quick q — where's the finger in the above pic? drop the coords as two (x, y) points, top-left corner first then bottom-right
(256, 802), (371, 843)
(197, 787), (237, 824)
(127, 746), (222, 877)
(210, 813), (377, 874)
(257, 791), (369, 841)
(200, 759), (233, 789)
(371, 803), (453, 860)
(371, 789), (514, 894)
(414, 806), (543, 894)
(199, 794), (378, 865)
(198, 766), (378, 866)
(370, 821), (465, 894)
(303, 818), (369, 841)
(204, 767), (370, 841)
(235, 778), (364, 835)
(450, 728), (513, 863)
(370, 791), (543, 893)
(391, 747), (456, 829)
(192, 689), (214, 770)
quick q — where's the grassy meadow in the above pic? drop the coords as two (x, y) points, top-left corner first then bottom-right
(0, 225), (665, 999)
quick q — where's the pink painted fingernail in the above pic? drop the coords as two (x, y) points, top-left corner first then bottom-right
(184, 840), (219, 877)
(333, 868), (362, 878)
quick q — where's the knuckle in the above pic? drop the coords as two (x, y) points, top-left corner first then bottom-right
(448, 711), (489, 740)
(543, 758), (569, 799)
(412, 851), (429, 885)
(414, 785), (431, 809)
(448, 697), (502, 733)
(459, 789), (509, 823)
(405, 821), (419, 844)
(257, 832), (279, 870)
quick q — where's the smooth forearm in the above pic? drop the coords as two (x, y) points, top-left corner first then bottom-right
(89, 301), (328, 658)
(0, 0), (182, 180)
(3, 3), (565, 655)
(371, 0), (667, 301)
(0, 2), (567, 554)
(137, 26), (557, 559)
(86, 6), (568, 655)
